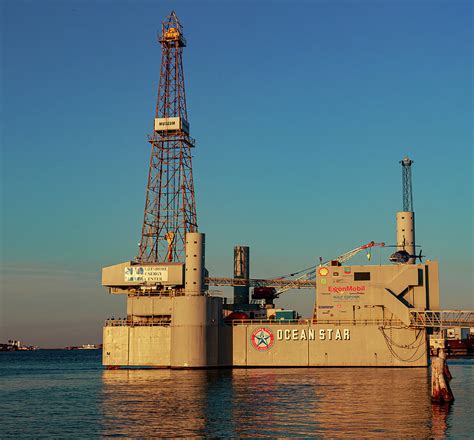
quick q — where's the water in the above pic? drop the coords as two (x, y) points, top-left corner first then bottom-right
(1, 351), (473, 438)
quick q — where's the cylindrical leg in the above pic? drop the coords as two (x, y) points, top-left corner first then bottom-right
(171, 295), (207, 368)
(396, 211), (415, 264)
(185, 232), (205, 295)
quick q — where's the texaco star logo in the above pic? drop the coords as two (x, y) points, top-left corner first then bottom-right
(251, 327), (274, 351)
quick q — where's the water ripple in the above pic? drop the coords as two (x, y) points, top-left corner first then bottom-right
(1, 351), (473, 438)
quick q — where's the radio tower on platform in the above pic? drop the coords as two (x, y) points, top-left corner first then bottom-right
(138, 11), (197, 263)
(400, 156), (414, 212)
(396, 156), (416, 263)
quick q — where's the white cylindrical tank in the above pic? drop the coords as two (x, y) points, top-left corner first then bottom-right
(170, 295), (222, 368)
(171, 231), (213, 368)
(185, 232), (205, 295)
(396, 211), (415, 264)
(170, 295), (207, 368)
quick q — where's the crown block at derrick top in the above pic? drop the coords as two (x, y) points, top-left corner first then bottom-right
(102, 261), (184, 289)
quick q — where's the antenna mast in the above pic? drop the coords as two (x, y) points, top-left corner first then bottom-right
(396, 156), (416, 263)
(138, 11), (198, 263)
(400, 156), (414, 212)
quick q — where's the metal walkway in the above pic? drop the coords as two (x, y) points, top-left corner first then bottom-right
(409, 310), (474, 328)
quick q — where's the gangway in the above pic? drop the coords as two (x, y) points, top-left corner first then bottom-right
(206, 277), (314, 289)
(409, 310), (474, 329)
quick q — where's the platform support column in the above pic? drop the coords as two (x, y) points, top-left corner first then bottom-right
(171, 232), (208, 368)
(396, 211), (415, 264)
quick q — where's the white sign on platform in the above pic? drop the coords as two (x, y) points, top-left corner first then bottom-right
(124, 266), (169, 283)
(154, 117), (180, 131)
(153, 117), (189, 134)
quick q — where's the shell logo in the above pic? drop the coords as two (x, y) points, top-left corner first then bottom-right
(318, 267), (329, 277)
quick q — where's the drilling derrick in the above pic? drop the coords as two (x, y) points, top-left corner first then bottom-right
(138, 11), (197, 263)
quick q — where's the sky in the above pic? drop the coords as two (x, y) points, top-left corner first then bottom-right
(1, 0), (472, 347)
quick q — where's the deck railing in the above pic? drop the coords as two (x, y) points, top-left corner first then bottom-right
(105, 311), (474, 329)
(105, 319), (171, 327)
(105, 318), (405, 327)
(226, 319), (404, 327)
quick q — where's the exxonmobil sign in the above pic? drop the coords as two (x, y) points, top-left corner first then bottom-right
(328, 285), (366, 293)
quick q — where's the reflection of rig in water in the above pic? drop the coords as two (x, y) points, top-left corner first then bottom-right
(100, 368), (440, 438)
(100, 11), (474, 369)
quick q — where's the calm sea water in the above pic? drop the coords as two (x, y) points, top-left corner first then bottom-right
(1, 350), (473, 438)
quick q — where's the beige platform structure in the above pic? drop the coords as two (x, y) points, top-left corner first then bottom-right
(101, 229), (474, 369)
(103, 232), (223, 368)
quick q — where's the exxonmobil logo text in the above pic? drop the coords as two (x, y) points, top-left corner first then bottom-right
(328, 285), (366, 293)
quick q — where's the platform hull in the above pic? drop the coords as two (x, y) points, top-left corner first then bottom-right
(103, 323), (428, 368)
(103, 325), (171, 367)
(230, 323), (427, 367)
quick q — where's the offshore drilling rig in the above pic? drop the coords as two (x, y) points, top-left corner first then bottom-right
(101, 11), (474, 369)
(102, 11), (215, 367)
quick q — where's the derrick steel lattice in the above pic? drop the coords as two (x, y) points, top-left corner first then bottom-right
(138, 11), (197, 263)
(400, 156), (414, 212)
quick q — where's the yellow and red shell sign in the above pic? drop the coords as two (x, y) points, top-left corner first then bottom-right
(318, 267), (329, 277)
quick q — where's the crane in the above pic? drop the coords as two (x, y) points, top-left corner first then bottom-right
(272, 241), (385, 296)
(206, 241), (386, 298)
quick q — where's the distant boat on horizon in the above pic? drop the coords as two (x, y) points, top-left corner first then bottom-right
(77, 344), (100, 350)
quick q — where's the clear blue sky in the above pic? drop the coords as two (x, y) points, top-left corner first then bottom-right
(1, 0), (472, 347)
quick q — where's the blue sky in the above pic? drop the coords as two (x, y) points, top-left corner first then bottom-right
(1, 0), (472, 347)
